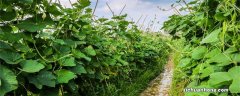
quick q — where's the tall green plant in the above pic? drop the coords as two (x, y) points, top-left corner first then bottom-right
(0, 0), (169, 95)
(163, 0), (240, 96)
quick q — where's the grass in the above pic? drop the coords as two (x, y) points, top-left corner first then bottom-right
(118, 55), (170, 96)
(169, 39), (190, 96)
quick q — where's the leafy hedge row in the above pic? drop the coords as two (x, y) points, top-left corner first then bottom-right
(0, 0), (170, 96)
(163, 0), (240, 96)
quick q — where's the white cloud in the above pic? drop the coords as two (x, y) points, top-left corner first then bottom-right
(59, 0), (186, 32)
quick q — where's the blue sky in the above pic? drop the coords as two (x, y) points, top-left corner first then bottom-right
(60, 0), (190, 32)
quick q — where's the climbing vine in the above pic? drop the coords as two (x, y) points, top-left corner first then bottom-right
(163, 0), (240, 95)
(0, 0), (169, 96)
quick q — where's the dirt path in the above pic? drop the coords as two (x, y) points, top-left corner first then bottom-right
(140, 55), (174, 96)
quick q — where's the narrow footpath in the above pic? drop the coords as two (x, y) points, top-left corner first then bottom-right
(140, 55), (174, 96)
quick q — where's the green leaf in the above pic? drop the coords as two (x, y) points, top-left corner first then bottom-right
(0, 41), (12, 49)
(84, 46), (96, 56)
(0, 50), (23, 64)
(188, 0), (198, 4)
(79, 0), (91, 7)
(231, 53), (240, 63)
(71, 65), (87, 75)
(16, 21), (47, 32)
(200, 29), (221, 44)
(1, 32), (24, 43)
(47, 4), (63, 16)
(229, 78), (240, 93)
(19, 0), (33, 4)
(29, 71), (56, 89)
(224, 47), (238, 54)
(72, 50), (91, 61)
(178, 58), (191, 68)
(72, 50), (86, 58)
(205, 48), (221, 58)
(55, 70), (76, 83)
(207, 53), (232, 66)
(0, 65), (18, 96)
(20, 60), (45, 73)
(200, 66), (214, 79)
(54, 44), (71, 54)
(59, 57), (76, 67)
(227, 66), (240, 93)
(54, 39), (65, 45)
(191, 46), (207, 60)
(208, 72), (232, 86)
(214, 13), (226, 21)
(0, 10), (17, 21)
(228, 66), (240, 79)
(14, 43), (31, 52)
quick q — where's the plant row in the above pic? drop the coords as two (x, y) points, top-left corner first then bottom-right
(163, 0), (240, 96)
(0, 0), (170, 96)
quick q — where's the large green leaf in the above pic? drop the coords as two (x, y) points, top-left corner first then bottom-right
(200, 29), (221, 44)
(178, 58), (191, 68)
(84, 46), (96, 56)
(228, 66), (240, 93)
(191, 46), (207, 60)
(16, 21), (47, 32)
(231, 53), (240, 63)
(55, 70), (76, 83)
(200, 66), (214, 79)
(0, 50), (23, 64)
(229, 78), (240, 93)
(0, 65), (18, 96)
(29, 71), (56, 89)
(71, 65), (87, 75)
(20, 60), (45, 73)
(207, 53), (232, 66)
(59, 57), (76, 67)
(208, 72), (232, 86)
(72, 50), (91, 61)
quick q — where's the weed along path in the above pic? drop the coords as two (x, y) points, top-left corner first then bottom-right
(140, 55), (174, 96)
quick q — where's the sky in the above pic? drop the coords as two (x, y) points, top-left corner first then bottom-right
(59, 0), (190, 32)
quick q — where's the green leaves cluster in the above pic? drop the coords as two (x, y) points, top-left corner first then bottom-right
(0, 0), (169, 95)
(163, 0), (240, 95)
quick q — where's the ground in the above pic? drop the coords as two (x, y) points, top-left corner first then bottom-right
(140, 55), (174, 96)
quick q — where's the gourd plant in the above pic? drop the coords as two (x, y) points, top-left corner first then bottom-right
(163, 0), (240, 96)
(0, 0), (170, 95)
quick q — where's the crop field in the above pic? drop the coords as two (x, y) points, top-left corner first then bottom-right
(0, 0), (240, 96)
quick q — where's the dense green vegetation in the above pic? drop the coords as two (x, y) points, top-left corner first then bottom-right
(0, 0), (170, 96)
(163, 0), (240, 96)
